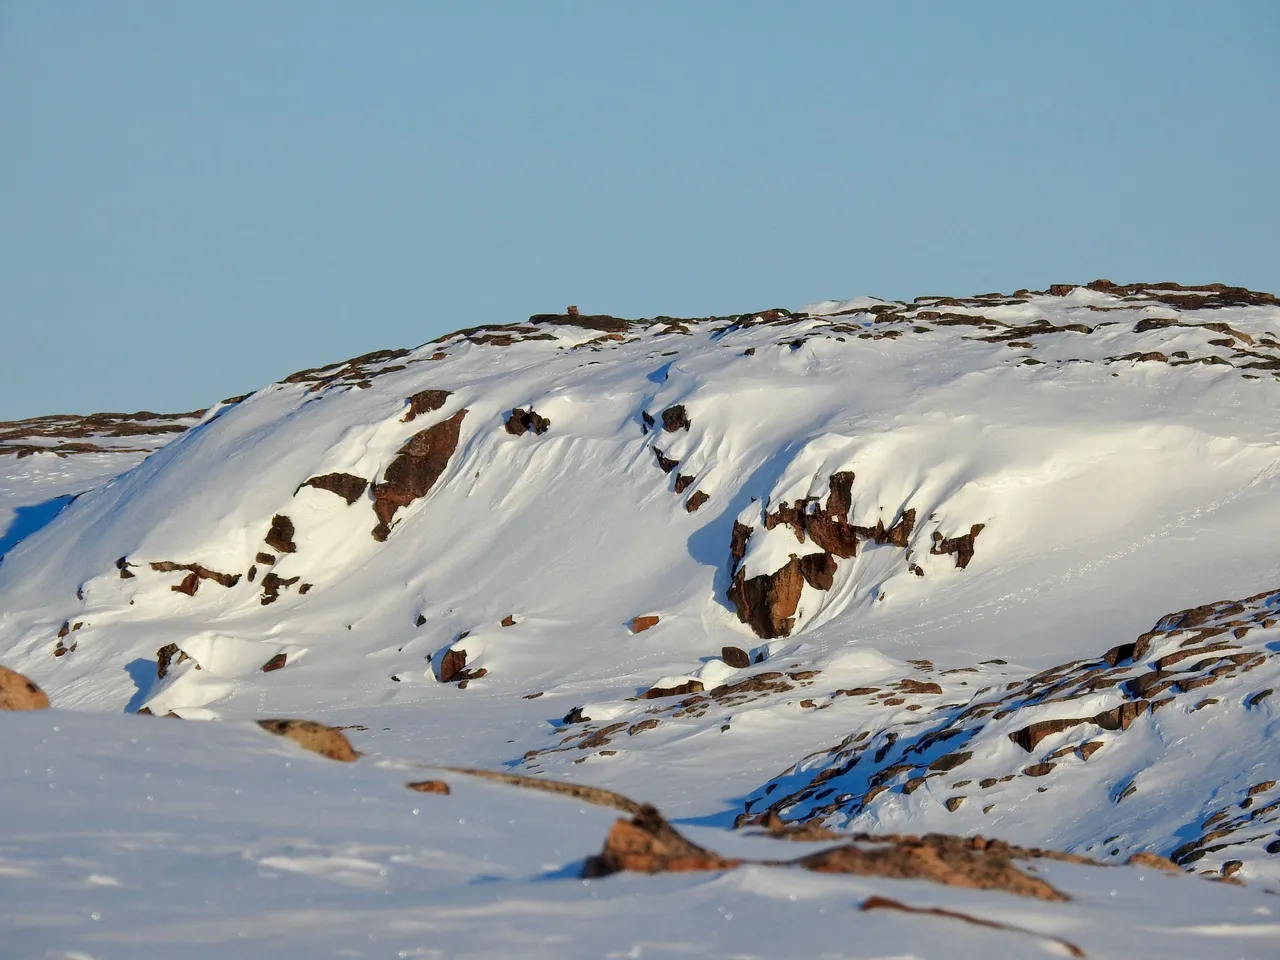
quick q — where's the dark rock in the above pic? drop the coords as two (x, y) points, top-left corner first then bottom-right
(685, 491), (709, 513)
(301, 472), (369, 504)
(505, 407), (551, 436)
(798, 552), (837, 590)
(661, 405), (690, 432)
(264, 514), (297, 554)
(372, 409), (468, 540)
(727, 557), (805, 639)
(721, 646), (751, 669)
(438, 648), (468, 683)
(641, 679), (705, 699)
(261, 653), (288, 673)
(403, 390), (451, 422)
(930, 523), (985, 569)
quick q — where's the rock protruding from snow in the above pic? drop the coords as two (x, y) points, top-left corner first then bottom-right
(371, 409), (467, 540)
(256, 719), (358, 762)
(0, 665), (50, 711)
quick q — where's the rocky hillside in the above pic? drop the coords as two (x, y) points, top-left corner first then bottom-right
(2, 279), (1279, 903)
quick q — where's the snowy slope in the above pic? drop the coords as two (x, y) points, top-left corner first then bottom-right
(3, 281), (1280, 955)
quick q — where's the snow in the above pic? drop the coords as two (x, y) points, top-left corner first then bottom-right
(3, 285), (1280, 955)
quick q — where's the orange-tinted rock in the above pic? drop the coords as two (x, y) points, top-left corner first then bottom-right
(406, 779), (450, 794)
(173, 572), (200, 595)
(301, 472), (368, 504)
(372, 409), (467, 540)
(583, 805), (740, 877)
(631, 615), (660, 633)
(826, 471), (855, 522)
(257, 719), (358, 762)
(151, 561), (241, 589)
(261, 653), (287, 673)
(899, 679), (943, 695)
(727, 557), (805, 639)
(721, 646), (751, 669)
(155, 642), (189, 679)
(501, 615), (516, 627)
(438, 648), (468, 683)
(0, 665), (51, 711)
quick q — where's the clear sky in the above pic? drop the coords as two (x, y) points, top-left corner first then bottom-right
(2, 2), (1277, 419)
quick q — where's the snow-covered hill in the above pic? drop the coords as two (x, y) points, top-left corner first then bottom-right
(3, 280), (1280, 957)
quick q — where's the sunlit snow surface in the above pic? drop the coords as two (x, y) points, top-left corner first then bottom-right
(3, 286), (1280, 955)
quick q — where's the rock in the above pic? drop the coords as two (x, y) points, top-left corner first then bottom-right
(150, 561), (241, 589)
(562, 706), (590, 724)
(260, 572), (300, 605)
(630, 615), (660, 633)
(661, 405), (690, 432)
(116, 556), (136, 578)
(261, 653), (287, 673)
(930, 523), (985, 569)
(945, 796), (964, 812)
(727, 556), (805, 639)
(798, 551), (837, 590)
(371, 409), (467, 540)
(721, 646), (751, 669)
(255, 552), (275, 565)
(629, 718), (661, 735)
(402, 389), (451, 422)
(256, 719), (358, 762)
(1126, 851), (1180, 872)
(155, 642), (190, 679)
(673, 474), (695, 494)
(826, 471), (855, 522)
(301, 472), (369, 504)
(504, 407), (551, 436)
(899, 679), (943, 695)
(1008, 717), (1089, 752)
(685, 491), (709, 513)
(1022, 762), (1056, 777)
(641, 679), (704, 699)
(264, 514), (297, 554)
(0, 665), (50, 711)
(501, 615), (517, 627)
(438, 648), (468, 683)
(653, 448), (679, 473)
(796, 833), (1068, 900)
(583, 805), (740, 877)
(406, 779), (450, 795)
(174, 572), (200, 595)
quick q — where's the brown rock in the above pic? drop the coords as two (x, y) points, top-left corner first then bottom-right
(859, 896), (1082, 956)
(1093, 700), (1148, 731)
(0, 665), (50, 711)
(406, 779), (450, 795)
(721, 646), (751, 669)
(641, 679), (704, 699)
(1078, 740), (1104, 760)
(259, 572), (299, 605)
(1126, 851), (1179, 872)
(653, 447), (679, 473)
(826, 471), (855, 522)
(930, 524), (985, 569)
(583, 805), (740, 877)
(261, 653), (288, 673)
(371, 409), (467, 540)
(944, 796), (964, 812)
(155, 643), (190, 679)
(673, 474), (695, 494)
(255, 552), (275, 565)
(264, 514), (297, 554)
(727, 556), (805, 639)
(257, 719), (358, 762)
(301, 472), (369, 504)
(505, 407), (551, 436)
(798, 551), (837, 590)
(1008, 717), (1089, 753)
(438, 648), (468, 683)
(685, 491), (709, 513)
(500, 615), (516, 627)
(629, 718), (661, 736)
(402, 389), (451, 422)
(1022, 762), (1056, 777)
(173, 572), (200, 595)
(796, 834), (1068, 900)
(899, 679), (943, 695)
(631, 615), (660, 633)
(661, 405), (690, 432)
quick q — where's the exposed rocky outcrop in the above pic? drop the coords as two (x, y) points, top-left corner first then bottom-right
(0, 665), (50, 711)
(727, 556), (805, 639)
(257, 719), (358, 762)
(930, 523), (985, 569)
(402, 389), (451, 422)
(504, 407), (551, 436)
(371, 409), (467, 540)
(660, 405), (690, 433)
(301, 472), (368, 504)
(264, 515), (297, 554)
(149, 562), (241, 593)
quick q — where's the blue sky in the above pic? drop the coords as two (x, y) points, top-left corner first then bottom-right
(2, 1), (1277, 418)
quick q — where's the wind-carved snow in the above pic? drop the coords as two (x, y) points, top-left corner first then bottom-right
(2, 283), (1280, 954)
